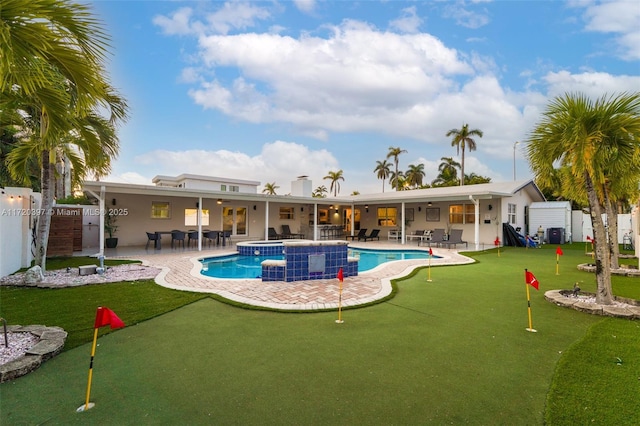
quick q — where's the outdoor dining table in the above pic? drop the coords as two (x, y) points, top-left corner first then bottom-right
(153, 231), (176, 249)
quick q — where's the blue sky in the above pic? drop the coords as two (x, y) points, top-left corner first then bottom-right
(92, 0), (640, 195)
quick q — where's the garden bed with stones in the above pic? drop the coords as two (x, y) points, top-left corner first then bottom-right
(0, 325), (67, 383)
(545, 290), (640, 319)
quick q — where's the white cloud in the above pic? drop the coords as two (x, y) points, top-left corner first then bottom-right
(149, 4), (637, 193)
(153, 2), (271, 36)
(104, 172), (153, 185)
(130, 141), (339, 194)
(293, 0), (316, 14)
(579, 0), (640, 60)
(442, 3), (490, 29)
(389, 6), (423, 34)
(543, 70), (640, 99)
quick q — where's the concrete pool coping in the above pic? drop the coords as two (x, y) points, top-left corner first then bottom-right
(136, 242), (476, 311)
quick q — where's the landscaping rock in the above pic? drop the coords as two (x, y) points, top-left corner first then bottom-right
(23, 266), (44, 286)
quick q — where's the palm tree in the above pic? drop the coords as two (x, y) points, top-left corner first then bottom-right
(312, 185), (328, 198)
(405, 164), (425, 189)
(431, 156), (460, 187)
(324, 170), (344, 197)
(373, 160), (392, 192)
(1, 0), (128, 271)
(262, 182), (279, 195)
(389, 170), (406, 191)
(386, 147), (407, 191)
(527, 92), (640, 305)
(464, 173), (491, 185)
(446, 124), (483, 186)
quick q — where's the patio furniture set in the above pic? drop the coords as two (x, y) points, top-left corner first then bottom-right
(146, 230), (231, 249)
(404, 228), (468, 248)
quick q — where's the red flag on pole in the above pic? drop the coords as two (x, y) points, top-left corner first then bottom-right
(428, 247), (433, 256)
(525, 271), (539, 290)
(337, 267), (344, 282)
(586, 235), (593, 242)
(94, 307), (125, 329)
(556, 247), (563, 256)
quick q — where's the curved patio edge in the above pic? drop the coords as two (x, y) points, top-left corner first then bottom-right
(146, 248), (475, 311)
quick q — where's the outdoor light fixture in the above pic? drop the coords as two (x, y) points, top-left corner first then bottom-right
(427, 201), (432, 207)
(365, 204), (369, 212)
(418, 206), (422, 212)
(112, 198), (116, 206)
(217, 199), (223, 204)
(329, 205), (334, 210)
(253, 205), (257, 210)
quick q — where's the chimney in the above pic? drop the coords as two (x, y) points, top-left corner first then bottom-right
(291, 175), (312, 197)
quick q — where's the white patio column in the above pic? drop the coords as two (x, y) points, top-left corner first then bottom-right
(401, 201), (406, 244)
(314, 203), (318, 241)
(197, 196), (202, 251)
(469, 195), (480, 250)
(264, 200), (270, 240)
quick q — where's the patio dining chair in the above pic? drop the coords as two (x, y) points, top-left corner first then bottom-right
(171, 230), (186, 249)
(187, 230), (199, 247)
(145, 232), (159, 249)
(203, 230), (219, 247)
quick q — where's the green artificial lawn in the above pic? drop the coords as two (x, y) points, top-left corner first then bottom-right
(1, 244), (638, 425)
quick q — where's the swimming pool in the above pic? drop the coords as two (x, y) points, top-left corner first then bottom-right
(200, 248), (436, 279)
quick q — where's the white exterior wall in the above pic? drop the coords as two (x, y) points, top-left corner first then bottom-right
(529, 202), (571, 243)
(0, 187), (39, 278)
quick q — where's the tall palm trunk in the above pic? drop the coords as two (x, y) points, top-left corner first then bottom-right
(604, 190), (620, 270)
(460, 146), (465, 186)
(35, 149), (54, 272)
(585, 172), (613, 304)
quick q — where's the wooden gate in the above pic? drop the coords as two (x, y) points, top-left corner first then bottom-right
(47, 207), (83, 256)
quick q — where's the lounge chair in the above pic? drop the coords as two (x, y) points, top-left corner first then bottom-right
(281, 224), (304, 239)
(439, 229), (468, 249)
(347, 228), (367, 241)
(406, 230), (425, 243)
(360, 229), (380, 241)
(268, 227), (281, 240)
(423, 228), (445, 247)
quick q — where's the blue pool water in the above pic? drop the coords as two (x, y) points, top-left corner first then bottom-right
(200, 248), (436, 279)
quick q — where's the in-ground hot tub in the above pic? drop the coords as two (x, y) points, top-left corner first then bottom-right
(236, 240), (288, 257)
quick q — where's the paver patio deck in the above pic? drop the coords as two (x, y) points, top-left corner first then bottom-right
(105, 242), (475, 311)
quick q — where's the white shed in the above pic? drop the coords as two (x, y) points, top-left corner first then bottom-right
(529, 201), (572, 244)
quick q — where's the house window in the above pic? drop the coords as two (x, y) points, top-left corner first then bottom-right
(449, 204), (476, 224)
(508, 204), (517, 224)
(377, 207), (397, 227)
(151, 201), (170, 219)
(221, 184), (240, 192)
(184, 209), (210, 226)
(279, 207), (294, 220)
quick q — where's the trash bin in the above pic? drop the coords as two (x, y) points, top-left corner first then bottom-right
(548, 228), (565, 244)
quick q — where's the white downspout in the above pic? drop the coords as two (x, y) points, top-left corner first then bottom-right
(469, 195), (479, 250)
